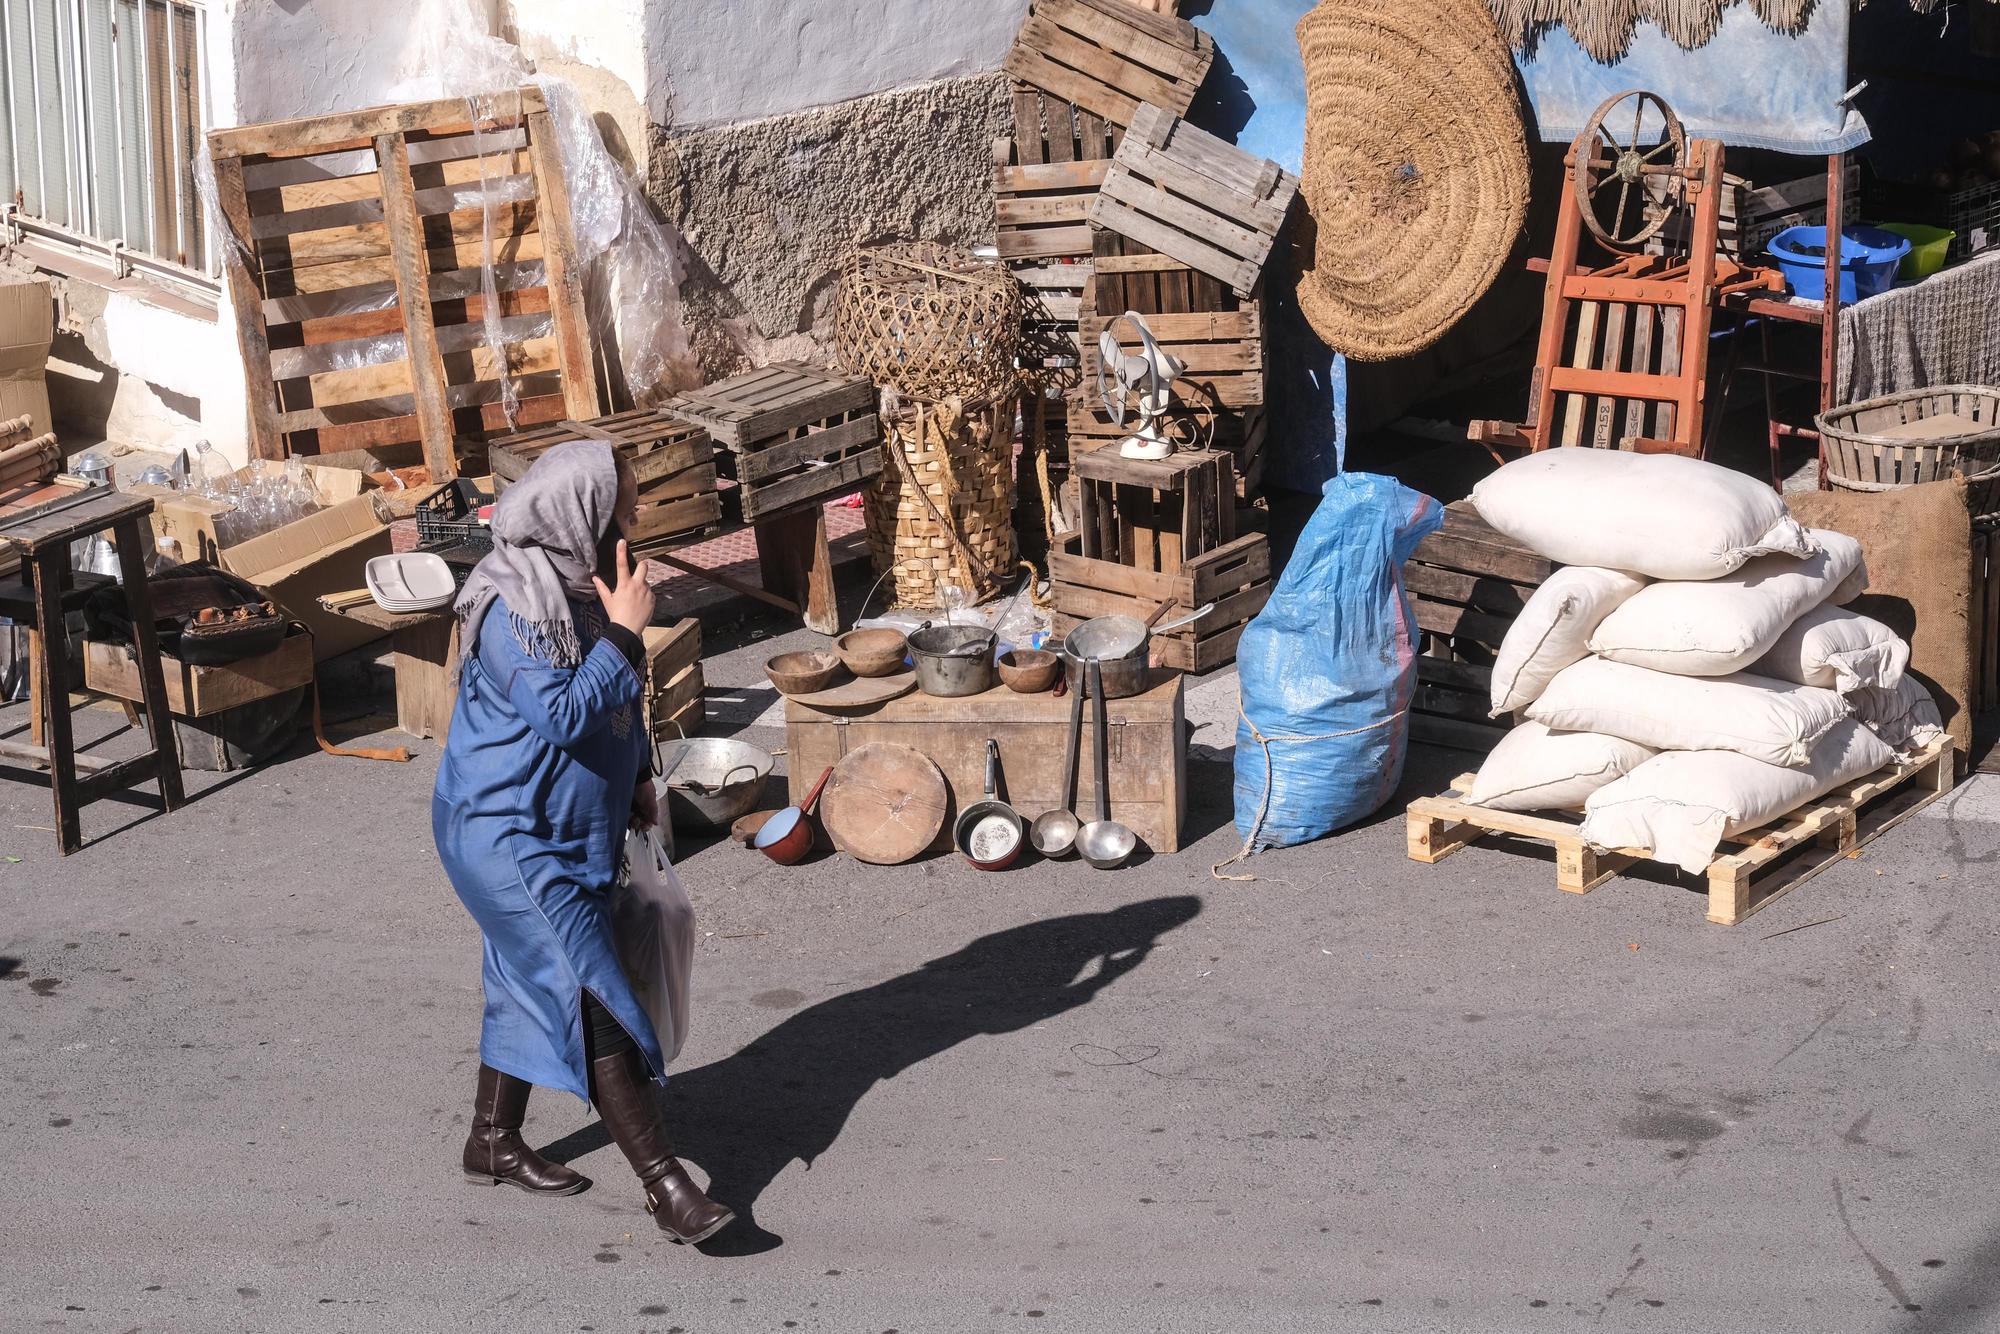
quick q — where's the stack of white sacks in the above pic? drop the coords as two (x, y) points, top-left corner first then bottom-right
(1462, 449), (1945, 874)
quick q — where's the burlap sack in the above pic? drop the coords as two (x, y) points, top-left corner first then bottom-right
(1788, 477), (1974, 756)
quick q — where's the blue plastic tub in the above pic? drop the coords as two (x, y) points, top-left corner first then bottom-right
(1767, 225), (1912, 304)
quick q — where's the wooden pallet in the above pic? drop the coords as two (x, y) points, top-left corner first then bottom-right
(1050, 529), (1270, 672)
(663, 363), (881, 523)
(1405, 501), (1556, 754)
(1405, 736), (1956, 925)
(1089, 104), (1298, 298)
(1003, 0), (1213, 135)
(206, 87), (600, 478)
(1072, 447), (1235, 569)
(490, 409), (721, 550)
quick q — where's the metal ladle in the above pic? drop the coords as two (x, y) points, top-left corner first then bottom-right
(1029, 672), (1085, 858)
(1077, 658), (1136, 870)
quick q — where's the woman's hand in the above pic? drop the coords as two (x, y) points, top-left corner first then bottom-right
(631, 779), (659, 831)
(593, 539), (656, 636)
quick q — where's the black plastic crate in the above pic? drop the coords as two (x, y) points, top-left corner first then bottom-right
(414, 540), (488, 591)
(414, 479), (494, 551)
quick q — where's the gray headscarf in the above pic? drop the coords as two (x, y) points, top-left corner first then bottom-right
(455, 438), (619, 668)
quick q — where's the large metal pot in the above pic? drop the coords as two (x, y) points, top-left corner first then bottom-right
(655, 737), (774, 831)
(907, 623), (998, 697)
(1059, 602), (1212, 699)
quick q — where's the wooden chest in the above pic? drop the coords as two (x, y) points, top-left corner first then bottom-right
(785, 673), (1186, 853)
(489, 409), (722, 551)
(665, 363), (882, 523)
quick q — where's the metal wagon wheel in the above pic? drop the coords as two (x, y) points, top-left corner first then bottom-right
(1571, 89), (1691, 251)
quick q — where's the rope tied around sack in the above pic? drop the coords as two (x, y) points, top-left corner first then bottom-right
(1210, 706), (1408, 882)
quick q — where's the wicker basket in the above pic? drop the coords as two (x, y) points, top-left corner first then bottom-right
(1818, 385), (2000, 516)
(865, 395), (1016, 607)
(834, 242), (1024, 404)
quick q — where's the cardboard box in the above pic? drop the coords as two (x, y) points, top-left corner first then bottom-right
(83, 632), (314, 718)
(219, 495), (394, 659)
(0, 277), (54, 437)
(131, 459), (372, 564)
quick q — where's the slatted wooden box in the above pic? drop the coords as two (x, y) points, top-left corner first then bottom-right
(1404, 501), (1555, 754)
(1067, 233), (1267, 498)
(489, 410), (722, 551)
(1071, 447), (1237, 571)
(643, 619), (705, 741)
(1049, 529), (1271, 672)
(1004, 0), (1213, 137)
(664, 363), (881, 524)
(206, 87), (601, 479)
(1089, 104), (1299, 299)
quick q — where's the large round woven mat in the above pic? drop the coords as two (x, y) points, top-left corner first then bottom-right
(1294, 0), (1529, 362)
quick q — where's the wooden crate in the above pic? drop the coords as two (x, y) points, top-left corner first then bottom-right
(1073, 447), (1236, 570)
(1405, 501), (1555, 755)
(83, 632), (314, 719)
(1049, 530), (1270, 672)
(490, 409), (721, 550)
(1068, 233), (1267, 498)
(205, 87), (600, 478)
(1089, 104), (1299, 299)
(1406, 736), (1956, 925)
(994, 145), (1108, 265)
(664, 363), (881, 523)
(642, 619), (704, 741)
(1003, 0), (1213, 137)
(1651, 157), (1858, 262)
(786, 673), (1186, 852)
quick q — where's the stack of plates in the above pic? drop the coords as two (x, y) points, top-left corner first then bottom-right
(365, 553), (457, 614)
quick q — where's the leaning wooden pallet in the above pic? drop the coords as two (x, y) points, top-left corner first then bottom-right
(1404, 736), (1957, 925)
(206, 86), (600, 479)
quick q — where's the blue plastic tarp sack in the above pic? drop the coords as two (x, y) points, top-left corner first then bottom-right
(1231, 472), (1443, 852)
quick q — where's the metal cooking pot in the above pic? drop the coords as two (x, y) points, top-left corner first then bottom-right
(655, 737), (774, 831)
(907, 623), (998, 697)
(1059, 602), (1212, 699)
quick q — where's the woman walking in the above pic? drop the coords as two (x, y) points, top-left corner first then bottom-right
(432, 438), (732, 1245)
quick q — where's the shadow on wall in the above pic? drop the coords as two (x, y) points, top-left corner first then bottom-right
(541, 894), (1204, 1255)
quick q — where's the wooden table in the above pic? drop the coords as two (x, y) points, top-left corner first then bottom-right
(319, 598), (459, 740)
(785, 672), (1186, 853)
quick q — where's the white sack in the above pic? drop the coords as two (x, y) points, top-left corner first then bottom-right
(1488, 567), (1648, 715)
(1466, 721), (1657, 812)
(1587, 531), (1867, 677)
(1470, 448), (1817, 580)
(1751, 603), (1908, 693)
(1579, 720), (1896, 874)
(1527, 657), (1850, 767)
(1848, 676), (1947, 755)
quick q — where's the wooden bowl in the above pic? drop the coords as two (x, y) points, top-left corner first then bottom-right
(833, 627), (909, 678)
(766, 650), (845, 696)
(997, 647), (1061, 693)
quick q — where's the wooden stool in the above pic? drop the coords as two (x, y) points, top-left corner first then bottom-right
(0, 487), (184, 854)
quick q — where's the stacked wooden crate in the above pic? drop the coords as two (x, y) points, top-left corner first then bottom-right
(489, 410), (722, 552)
(642, 619), (705, 740)
(1047, 447), (1273, 671)
(1403, 501), (1555, 754)
(663, 362), (881, 524)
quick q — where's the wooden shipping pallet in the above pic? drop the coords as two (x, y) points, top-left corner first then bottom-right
(1088, 104), (1298, 298)
(206, 87), (601, 478)
(1003, 0), (1213, 135)
(490, 409), (721, 550)
(1405, 736), (1956, 925)
(664, 363), (881, 523)
(1050, 529), (1270, 672)
(1405, 501), (1554, 754)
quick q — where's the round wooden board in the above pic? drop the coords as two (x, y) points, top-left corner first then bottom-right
(787, 669), (918, 710)
(819, 743), (950, 865)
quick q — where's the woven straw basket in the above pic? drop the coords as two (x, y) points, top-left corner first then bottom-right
(1293, 0), (1529, 361)
(1818, 385), (2000, 517)
(834, 242), (1024, 404)
(865, 395), (1017, 607)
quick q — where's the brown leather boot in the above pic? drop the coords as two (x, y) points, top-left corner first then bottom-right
(462, 1064), (590, 1195)
(590, 1046), (734, 1244)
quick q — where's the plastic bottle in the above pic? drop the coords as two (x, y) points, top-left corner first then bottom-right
(192, 439), (234, 499)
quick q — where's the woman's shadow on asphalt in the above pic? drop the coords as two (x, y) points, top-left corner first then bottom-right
(542, 894), (1203, 1255)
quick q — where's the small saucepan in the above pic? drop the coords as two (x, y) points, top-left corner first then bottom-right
(754, 765), (834, 865)
(952, 739), (1024, 870)
(1059, 599), (1213, 700)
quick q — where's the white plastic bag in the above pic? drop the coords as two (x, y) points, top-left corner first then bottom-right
(1471, 447), (1816, 579)
(612, 828), (695, 1064)
(1466, 721), (1656, 812)
(1751, 603), (1908, 694)
(1488, 566), (1647, 715)
(1580, 720), (1896, 874)
(1526, 658), (1850, 767)
(1587, 531), (1865, 677)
